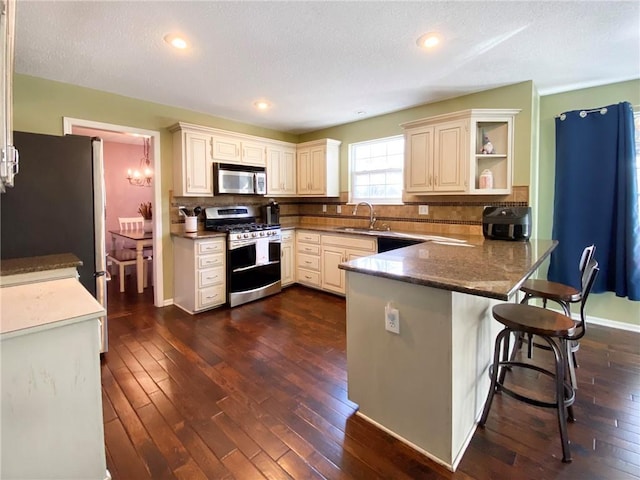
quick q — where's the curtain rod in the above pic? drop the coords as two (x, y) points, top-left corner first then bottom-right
(556, 107), (609, 120)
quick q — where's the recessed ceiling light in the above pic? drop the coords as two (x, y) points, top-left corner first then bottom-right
(254, 101), (271, 111)
(356, 110), (366, 116)
(164, 34), (188, 50)
(416, 32), (441, 49)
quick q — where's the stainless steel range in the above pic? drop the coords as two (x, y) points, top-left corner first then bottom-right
(204, 206), (281, 307)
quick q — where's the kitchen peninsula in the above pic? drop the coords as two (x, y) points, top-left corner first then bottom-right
(339, 236), (557, 471)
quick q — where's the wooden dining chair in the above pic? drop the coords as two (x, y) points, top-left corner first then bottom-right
(115, 216), (145, 249)
(109, 216), (152, 292)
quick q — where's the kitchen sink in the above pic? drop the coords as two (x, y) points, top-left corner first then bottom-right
(331, 227), (467, 243)
(332, 227), (381, 235)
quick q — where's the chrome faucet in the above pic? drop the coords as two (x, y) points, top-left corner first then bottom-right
(352, 201), (376, 229)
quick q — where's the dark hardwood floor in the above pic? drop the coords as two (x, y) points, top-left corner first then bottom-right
(103, 277), (640, 479)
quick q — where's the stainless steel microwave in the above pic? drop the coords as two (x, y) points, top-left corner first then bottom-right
(214, 163), (267, 195)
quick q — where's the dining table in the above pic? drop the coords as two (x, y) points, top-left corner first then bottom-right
(109, 229), (153, 293)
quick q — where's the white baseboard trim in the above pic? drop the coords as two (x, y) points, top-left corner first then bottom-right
(584, 314), (640, 333)
(548, 308), (640, 333)
(355, 411), (458, 472)
(163, 298), (174, 307)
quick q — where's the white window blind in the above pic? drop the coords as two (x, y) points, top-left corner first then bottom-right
(349, 136), (404, 204)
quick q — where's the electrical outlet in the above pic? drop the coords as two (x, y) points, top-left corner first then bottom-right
(337, 205), (342, 214)
(385, 303), (400, 334)
(419, 205), (429, 215)
(322, 204), (327, 213)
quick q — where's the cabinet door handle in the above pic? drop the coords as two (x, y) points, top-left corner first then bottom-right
(304, 260), (312, 264)
(434, 175), (438, 186)
(428, 174), (432, 186)
(209, 138), (214, 158)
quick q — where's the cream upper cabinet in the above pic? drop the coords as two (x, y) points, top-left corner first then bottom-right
(211, 135), (266, 167)
(404, 126), (434, 192)
(171, 122), (298, 197)
(433, 119), (467, 192)
(467, 109), (520, 194)
(296, 139), (340, 197)
(402, 109), (519, 195)
(266, 145), (297, 195)
(403, 117), (468, 194)
(170, 123), (214, 197)
(0, 0), (18, 192)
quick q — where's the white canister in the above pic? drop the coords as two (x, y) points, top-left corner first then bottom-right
(184, 216), (198, 233)
(479, 169), (494, 189)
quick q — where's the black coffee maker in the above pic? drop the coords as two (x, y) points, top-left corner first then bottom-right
(264, 199), (280, 225)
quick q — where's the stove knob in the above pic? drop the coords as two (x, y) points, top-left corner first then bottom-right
(243, 233), (249, 239)
(251, 232), (257, 238)
(260, 231), (265, 236)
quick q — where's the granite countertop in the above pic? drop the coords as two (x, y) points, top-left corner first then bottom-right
(0, 253), (82, 277)
(339, 236), (558, 301)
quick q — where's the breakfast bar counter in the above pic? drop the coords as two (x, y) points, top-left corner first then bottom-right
(339, 237), (557, 471)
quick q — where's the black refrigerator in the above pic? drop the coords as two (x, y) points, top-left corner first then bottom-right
(0, 131), (108, 351)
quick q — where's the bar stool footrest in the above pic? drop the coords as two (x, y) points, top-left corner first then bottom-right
(490, 361), (575, 410)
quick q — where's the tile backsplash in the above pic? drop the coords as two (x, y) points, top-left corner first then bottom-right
(171, 186), (528, 236)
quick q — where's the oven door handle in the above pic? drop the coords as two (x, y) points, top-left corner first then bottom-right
(232, 259), (280, 274)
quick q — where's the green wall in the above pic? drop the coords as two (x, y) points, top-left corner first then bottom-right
(538, 79), (640, 328)
(299, 81), (535, 191)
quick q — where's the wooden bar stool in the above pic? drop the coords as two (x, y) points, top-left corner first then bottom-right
(479, 258), (599, 463)
(518, 244), (596, 388)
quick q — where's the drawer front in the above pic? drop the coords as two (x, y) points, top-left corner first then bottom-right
(297, 268), (321, 286)
(297, 243), (320, 256)
(198, 254), (224, 269)
(198, 240), (224, 255)
(297, 231), (321, 244)
(281, 230), (294, 242)
(198, 285), (225, 309)
(297, 253), (320, 271)
(321, 234), (376, 252)
(198, 266), (225, 288)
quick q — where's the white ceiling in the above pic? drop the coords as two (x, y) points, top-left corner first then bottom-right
(14, 1), (640, 135)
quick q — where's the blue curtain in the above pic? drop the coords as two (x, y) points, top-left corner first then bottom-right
(549, 102), (640, 301)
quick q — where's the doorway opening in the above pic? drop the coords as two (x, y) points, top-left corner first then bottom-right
(63, 117), (164, 308)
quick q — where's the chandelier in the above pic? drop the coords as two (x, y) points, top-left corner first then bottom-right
(126, 137), (152, 187)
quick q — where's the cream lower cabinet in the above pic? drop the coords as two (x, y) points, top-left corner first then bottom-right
(1, 278), (107, 480)
(321, 234), (376, 295)
(296, 230), (322, 288)
(281, 230), (294, 287)
(173, 236), (226, 314)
